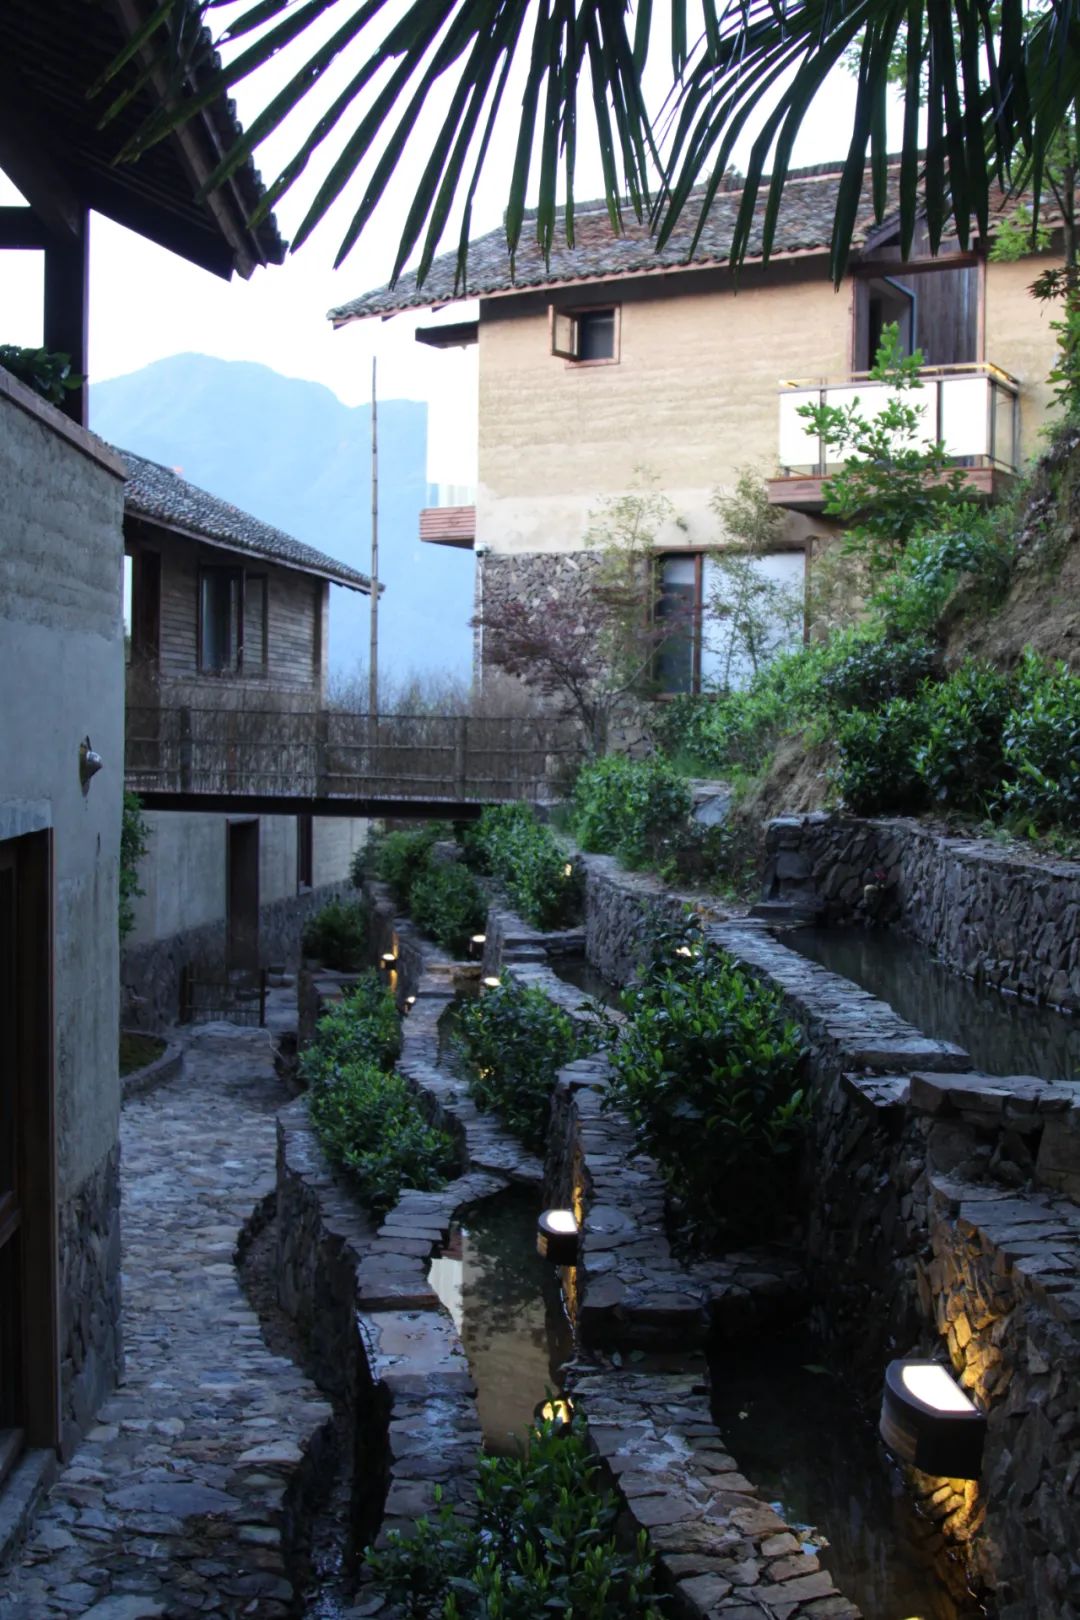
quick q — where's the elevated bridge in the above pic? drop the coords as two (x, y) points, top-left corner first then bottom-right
(124, 706), (579, 818)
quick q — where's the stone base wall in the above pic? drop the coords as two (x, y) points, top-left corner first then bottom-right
(58, 1145), (122, 1460)
(764, 812), (1080, 1010)
(122, 879), (356, 1031)
(582, 853), (727, 985)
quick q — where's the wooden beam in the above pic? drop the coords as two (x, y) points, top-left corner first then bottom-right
(852, 253), (983, 278)
(43, 210), (89, 428)
(0, 67), (83, 245)
(0, 207), (49, 250)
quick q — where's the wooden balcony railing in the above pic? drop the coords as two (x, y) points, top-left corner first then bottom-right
(125, 706), (579, 810)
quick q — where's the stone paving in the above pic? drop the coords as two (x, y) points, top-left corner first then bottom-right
(0, 1013), (332, 1620)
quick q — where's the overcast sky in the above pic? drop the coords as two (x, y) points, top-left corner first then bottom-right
(0, 6), (904, 439)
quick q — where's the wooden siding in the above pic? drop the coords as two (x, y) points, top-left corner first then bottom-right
(127, 529), (322, 701)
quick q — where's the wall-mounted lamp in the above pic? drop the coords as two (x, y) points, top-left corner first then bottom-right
(79, 736), (103, 795)
(534, 1396), (574, 1435)
(537, 1208), (579, 1265)
(880, 1359), (987, 1480)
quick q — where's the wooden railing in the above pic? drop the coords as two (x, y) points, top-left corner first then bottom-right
(125, 706), (579, 807)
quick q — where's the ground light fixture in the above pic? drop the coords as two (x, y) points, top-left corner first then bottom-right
(469, 933), (487, 959)
(879, 1359), (987, 1479)
(563, 863), (573, 877)
(380, 951), (398, 969)
(537, 1208), (579, 1265)
(482, 975), (501, 990)
(534, 1396), (574, 1435)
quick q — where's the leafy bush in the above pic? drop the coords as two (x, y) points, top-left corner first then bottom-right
(454, 975), (601, 1149)
(301, 897), (369, 970)
(0, 343), (84, 405)
(913, 661), (1014, 813)
(308, 1060), (457, 1214)
(299, 970), (401, 1081)
(571, 755), (691, 867)
(612, 929), (807, 1245)
(465, 804), (581, 928)
(302, 972), (454, 1213)
(372, 822), (452, 901)
(408, 860), (487, 955)
(817, 631), (938, 714)
(870, 514), (1013, 636)
(119, 790), (150, 941)
(832, 698), (931, 815)
(655, 640), (832, 776)
(1002, 651), (1080, 829)
(366, 1427), (662, 1619)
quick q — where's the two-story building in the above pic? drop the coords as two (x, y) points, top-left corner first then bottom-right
(330, 160), (1062, 694)
(119, 452), (372, 1027)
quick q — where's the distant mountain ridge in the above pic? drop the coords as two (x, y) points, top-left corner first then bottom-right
(91, 353), (473, 679)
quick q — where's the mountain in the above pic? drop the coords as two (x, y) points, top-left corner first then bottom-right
(91, 353), (474, 682)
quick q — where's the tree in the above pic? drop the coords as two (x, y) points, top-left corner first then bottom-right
(108, 0), (1076, 288)
(119, 792), (151, 942)
(473, 476), (687, 753)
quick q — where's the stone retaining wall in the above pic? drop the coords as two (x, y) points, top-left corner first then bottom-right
(58, 1144), (122, 1460)
(582, 855), (729, 986)
(763, 812), (1080, 1011)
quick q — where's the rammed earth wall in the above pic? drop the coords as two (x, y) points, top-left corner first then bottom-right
(763, 812), (1080, 1011)
(576, 847), (1080, 1617)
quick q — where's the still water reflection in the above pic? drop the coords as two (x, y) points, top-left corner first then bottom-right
(428, 1190), (575, 1455)
(710, 1332), (987, 1620)
(786, 927), (1080, 1082)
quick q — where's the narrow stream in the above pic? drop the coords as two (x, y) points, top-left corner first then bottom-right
(547, 952), (624, 1010)
(709, 1331), (987, 1620)
(428, 1188), (575, 1454)
(784, 926), (1080, 1082)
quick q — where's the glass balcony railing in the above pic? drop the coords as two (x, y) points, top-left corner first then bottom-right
(777, 363), (1020, 477)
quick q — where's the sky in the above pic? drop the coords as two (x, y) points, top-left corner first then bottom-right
(0, 3), (907, 446)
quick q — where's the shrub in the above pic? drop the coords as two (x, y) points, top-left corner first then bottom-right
(832, 698), (931, 815)
(372, 822), (451, 902)
(1002, 651), (1080, 830)
(817, 631), (938, 714)
(870, 514), (1013, 636)
(655, 640), (832, 776)
(465, 804), (581, 928)
(571, 755), (691, 867)
(308, 1059), (457, 1214)
(301, 897), (369, 970)
(119, 790), (150, 941)
(366, 1427), (662, 1619)
(612, 929), (807, 1246)
(454, 975), (601, 1149)
(408, 860), (487, 955)
(302, 972), (454, 1213)
(913, 660), (1014, 813)
(299, 970), (401, 1081)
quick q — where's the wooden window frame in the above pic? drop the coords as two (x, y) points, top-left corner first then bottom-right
(242, 572), (269, 677)
(196, 566), (269, 677)
(126, 547), (161, 671)
(549, 303), (621, 368)
(654, 551), (705, 696)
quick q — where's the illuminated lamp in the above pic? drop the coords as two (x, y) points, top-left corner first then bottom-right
(482, 975), (502, 990)
(563, 863), (574, 878)
(880, 1360), (987, 1479)
(534, 1396), (574, 1435)
(380, 951), (398, 969)
(536, 1208), (579, 1265)
(469, 933), (487, 959)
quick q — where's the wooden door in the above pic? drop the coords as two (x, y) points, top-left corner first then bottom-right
(0, 833), (57, 1481)
(226, 819), (260, 971)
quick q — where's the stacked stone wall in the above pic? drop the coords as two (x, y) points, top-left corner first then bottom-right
(58, 1145), (122, 1460)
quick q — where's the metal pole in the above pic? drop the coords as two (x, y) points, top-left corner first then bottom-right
(368, 355), (379, 728)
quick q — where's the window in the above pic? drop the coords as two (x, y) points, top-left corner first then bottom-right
(125, 550), (160, 668)
(198, 568), (267, 675)
(655, 551), (806, 695)
(550, 305), (619, 364)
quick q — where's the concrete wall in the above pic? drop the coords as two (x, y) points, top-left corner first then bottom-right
(0, 372), (127, 1449)
(476, 259), (851, 557)
(984, 256), (1064, 466)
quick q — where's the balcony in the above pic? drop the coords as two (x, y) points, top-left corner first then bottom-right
(766, 363), (1020, 512)
(420, 482), (476, 548)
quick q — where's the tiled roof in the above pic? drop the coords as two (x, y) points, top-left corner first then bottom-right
(329, 161), (1057, 324)
(120, 449), (372, 593)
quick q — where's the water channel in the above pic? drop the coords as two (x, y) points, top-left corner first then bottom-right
(547, 952), (624, 1010)
(784, 926), (1080, 1082)
(710, 1330), (987, 1620)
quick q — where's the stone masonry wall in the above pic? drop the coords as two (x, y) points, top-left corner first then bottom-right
(57, 1144), (122, 1461)
(763, 812), (1080, 1010)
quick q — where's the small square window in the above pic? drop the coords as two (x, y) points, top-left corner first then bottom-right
(550, 304), (619, 364)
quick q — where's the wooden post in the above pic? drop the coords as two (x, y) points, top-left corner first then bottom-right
(315, 708), (329, 797)
(258, 969), (267, 1029)
(42, 207), (89, 428)
(454, 716), (468, 801)
(179, 964), (191, 1025)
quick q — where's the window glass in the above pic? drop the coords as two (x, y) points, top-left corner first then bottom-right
(199, 570), (240, 672)
(578, 309), (616, 361)
(655, 555), (696, 695)
(701, 551), (805, 691)
(243, 576), (267, 671)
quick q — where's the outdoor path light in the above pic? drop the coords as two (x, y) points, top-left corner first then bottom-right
(880, 1359), (987, 1479)
(534, 1396), (574, 1434)
(537, 1208), (579, 1265)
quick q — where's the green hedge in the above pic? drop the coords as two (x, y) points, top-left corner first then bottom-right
(465, 804), (581, 928)
(300, 897), (369, 970)
(454, 974), (602, 1150)
(571, 755), (692, 868)
(302, 970), (455, 1214)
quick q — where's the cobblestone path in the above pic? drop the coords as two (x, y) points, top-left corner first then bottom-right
(0, 1023), (332, 1620)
